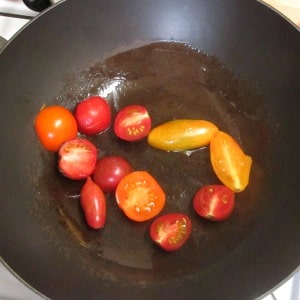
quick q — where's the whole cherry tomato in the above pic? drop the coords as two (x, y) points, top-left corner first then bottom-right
(75, 96), (111, 135)
(193, 185), (235, 221)
(150, 213), (192, 252)
(115, 171), (166, 222)
(210, 131), (252, 192)
(34, 105), (78, 152)
(114, 105), (152, 141)
(58, 138), (97, 180)
(148, 119), (218, 151)
(92, 155), (133, 193)
(80, 177), (106, 229)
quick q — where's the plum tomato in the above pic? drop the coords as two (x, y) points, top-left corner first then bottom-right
(75, 96), (111, 135)
(193, 185), (235, 221)
(58, 138), (97, 180)
(210, 131), (252, 192)
(34, 105), (78, 152)
(115, 171), (166, 222)
(148, 119), (218, 151)
(114, 105), (151, 141)
(150, 213), (192, 252)
(92, 155), (133, 194)
(80, 177), (106, 229)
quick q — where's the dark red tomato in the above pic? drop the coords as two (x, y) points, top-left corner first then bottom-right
(92, 155), (132, 194)
(58, 138), (97, 180)
(80, 177), (106, 229)
(193, 185), (235, 221)
(75, 96), (111, 135)
(150, 213), (192, 252)
(114, 105), (151, 141)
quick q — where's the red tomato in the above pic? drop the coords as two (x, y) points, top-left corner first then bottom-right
(114, 105), (151, 141)
(80, 177), (106, 229)
(58, 138), (97, 180)
(75, 96), (111, 135)
(193, 185), (235, 221)
(150, 214), (192, 252)
(92, 155), (133, 194)
(115, 171), (166, 222)
(34, 105), (78, 152)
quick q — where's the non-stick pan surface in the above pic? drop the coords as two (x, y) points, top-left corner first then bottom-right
(0, 0), (299, 299)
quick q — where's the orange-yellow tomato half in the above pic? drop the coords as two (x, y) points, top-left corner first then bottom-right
(35, 105), (78, 152)
(147, 119), (218, 151)
(210, 131), (252, 192)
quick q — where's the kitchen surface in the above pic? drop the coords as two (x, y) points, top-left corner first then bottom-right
(0, 1), (299, 299)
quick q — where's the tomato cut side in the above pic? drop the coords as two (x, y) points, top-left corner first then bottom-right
(210, 131), (252, 192)
(115, 171), (166, 222)
(150, 214), (192, 251)
(34, 105), (78, 152)
(58, 138), (98, 180)
(114, 105), (152, 141)
(193, 185), (235, 221)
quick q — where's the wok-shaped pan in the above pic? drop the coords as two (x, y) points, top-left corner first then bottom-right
(0, 0), (299, 299)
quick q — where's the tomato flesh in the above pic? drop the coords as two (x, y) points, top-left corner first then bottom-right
(193, 185), (235, 221)
(114, 105), (151, 141)
(148, 119), (218, 151)
(75, 96), (111, 135)
(210, 131), (252, 192)
(34, 105), (78, 152)
(92, 155), (133, 193)
(150, 214), (192, 251)
(80, 177), (106, 229)
(115, 171), (166, 222)
(58, 138), (97, 180)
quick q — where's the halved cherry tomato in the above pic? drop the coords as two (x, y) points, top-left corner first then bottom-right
(147, 119), (218, 151)
(34, 105), (78, 152)
(75, 96), (111, 135)
(80, 177), (106, 229)
(58, 138), (97, 180)
(114, 105), (151, 141)
(210, 131), (252, 192)
(92, 155), (133, 194)
(150, 213), (192, 252)
(193, 185), (235, 221)
(115, 171), (166, 222)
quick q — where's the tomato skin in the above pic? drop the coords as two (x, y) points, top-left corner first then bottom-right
(210, 131), (252, 192)
(115, 171), (166, 222)
(34, 105), (78, 152)
(58, 138), (98, 180)
(148, 119), (218, 151)
(75, 96), (111, 135)
(92, 156), (133, 194)
(193, 185), (235, 221)
(114, 105), (152, 141)
(80, 177), (106, 229)
(150, 214), (192, 252)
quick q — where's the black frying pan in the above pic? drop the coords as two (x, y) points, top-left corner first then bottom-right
(0, 1), (299, 299)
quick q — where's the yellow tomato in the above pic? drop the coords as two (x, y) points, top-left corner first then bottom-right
(210, 131), (252, 192)
(147, 119), (219, 151)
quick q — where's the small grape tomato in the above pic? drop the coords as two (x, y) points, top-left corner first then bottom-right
(193, 185), (235, 221)
(114, 105), (151, 141)
(92, 155), (133, 193)
(80, 177), (106, 229)
(150, 213), (192, 252)
(115, 171), (166, 222)
(58, 138), (97, 180)
(75, 96), (111, 135)
(34, 105), (78, 152)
